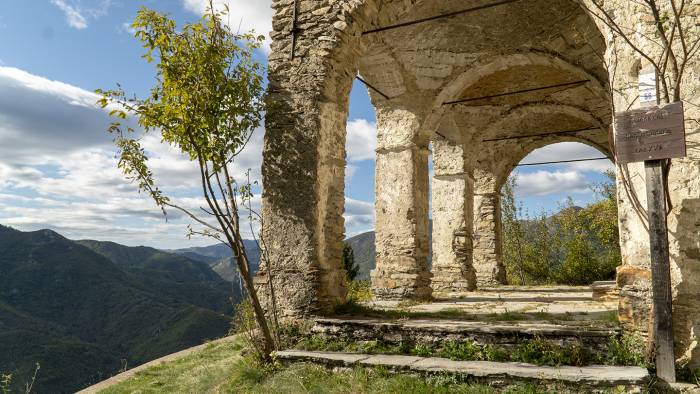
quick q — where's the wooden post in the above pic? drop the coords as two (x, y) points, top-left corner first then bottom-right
(616, 66), (683, 383)
(645, 159), (676, 383)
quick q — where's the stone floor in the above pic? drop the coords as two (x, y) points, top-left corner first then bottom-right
(366, 285), (618, 321)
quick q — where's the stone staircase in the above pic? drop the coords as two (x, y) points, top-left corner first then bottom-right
(273, 286), (674, 392)
(310, 317), (618, 356)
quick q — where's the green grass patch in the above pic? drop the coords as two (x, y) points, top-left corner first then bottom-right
(294, 333), (648, 368)
(228, 358), (552, 394)
(100, 338), (245, 394)
(99, 335), (558, 393)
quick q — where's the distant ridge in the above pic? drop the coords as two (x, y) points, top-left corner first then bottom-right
(0, 225), (236, 393)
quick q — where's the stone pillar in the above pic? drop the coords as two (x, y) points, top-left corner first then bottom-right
(371, 108), (433, 301)
(431, 139), (477, 294)
(472, 168), (507, 286)
(257, 0), (358, 318)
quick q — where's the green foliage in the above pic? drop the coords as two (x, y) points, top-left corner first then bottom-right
(677, 366), (700, 385)
(501, 172), (620, 285)
(342, 243), (360, 281)
(0, 373), (11, 394)
(347, 280), (373, 302)
(98, 2), (276, 360)
(97, 5), (265, 213)
(512, 338), (589, 367)
(597, 333), (649, 368)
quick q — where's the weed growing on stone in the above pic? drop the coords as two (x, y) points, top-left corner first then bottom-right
(0, 373), (11, 394)
(295, 336), (616, 367)
(333, 300), (571, 322)
(597, 333), (649, 368)
(676, 366), (700, 385)
(512, 339), (589, 366)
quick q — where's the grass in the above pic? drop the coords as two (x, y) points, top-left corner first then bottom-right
(100, 338), (246, 394)
(227, 359), (552, 394)
(98, 335), (557, 394)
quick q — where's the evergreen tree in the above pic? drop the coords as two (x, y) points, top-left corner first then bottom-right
(342, 243), (359, 281)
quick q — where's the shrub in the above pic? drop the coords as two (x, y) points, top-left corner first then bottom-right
(1, 374), (11, 394)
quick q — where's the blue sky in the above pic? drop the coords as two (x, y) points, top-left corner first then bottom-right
(0, 0), (612, 248)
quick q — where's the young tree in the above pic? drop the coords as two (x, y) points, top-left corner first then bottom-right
(500, 176), (527, 284)
(97, 3), (276, 360)
(342, 243), (359, 281)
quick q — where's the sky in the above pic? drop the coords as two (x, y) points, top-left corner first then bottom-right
(0, 0), (613, 249)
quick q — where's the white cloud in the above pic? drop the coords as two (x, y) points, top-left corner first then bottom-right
(51, 0), (88, 29)
(344, 197), (374, 231)
(521, 142), (613, 172)
(346, 119), (377, 162)
(182, 0), (273, 53)
(120, 22), (137, 35)
(514, 171), (590, 197)
(0, 66), (265, 248)
(51, 0), (112, 30)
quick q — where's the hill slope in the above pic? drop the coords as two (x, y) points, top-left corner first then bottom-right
(171, 241), (261, 284)
(345, 222), (432, 281)
(77, 239), (236, 313)
(0, 225), (233, 393)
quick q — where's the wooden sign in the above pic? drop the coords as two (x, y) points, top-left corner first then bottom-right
(614, 101), (686, 164)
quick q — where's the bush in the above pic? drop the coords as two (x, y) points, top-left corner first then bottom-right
(1, 374), (11, 394)
(347, 280), (372, 302)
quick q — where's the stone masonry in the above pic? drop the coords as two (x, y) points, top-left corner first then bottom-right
(259, 0), (700, 369)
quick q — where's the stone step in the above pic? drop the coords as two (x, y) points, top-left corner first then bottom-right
(311, 317), (618, 352)
(275, 350), (650, 392)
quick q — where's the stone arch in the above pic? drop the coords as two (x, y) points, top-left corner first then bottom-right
(422, 51), (610, 140)
(440, 52), (608, 106)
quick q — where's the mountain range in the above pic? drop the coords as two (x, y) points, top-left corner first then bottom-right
(0, 223), (366, 393)
(0, 225), (242, 393)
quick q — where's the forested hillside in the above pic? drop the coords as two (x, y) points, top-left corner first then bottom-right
(0, 226), (236, 393)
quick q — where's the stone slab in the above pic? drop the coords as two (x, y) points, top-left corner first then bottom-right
(275, 350), (369, 365)
(276, 350), (651, 390)
(412, 357), (649, 385)
(359, 354), (423, 368)
(314, 317), (618, 337)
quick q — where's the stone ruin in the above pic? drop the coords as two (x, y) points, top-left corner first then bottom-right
(255, 0), (700, 369)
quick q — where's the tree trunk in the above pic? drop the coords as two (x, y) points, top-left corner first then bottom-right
(231, 236), (275, 360)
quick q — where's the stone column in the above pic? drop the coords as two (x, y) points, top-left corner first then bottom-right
(472, 168), (507, 286)
(371, 108), (433, 301)
(431, 140), (477, 294)
(256, 0), (359, 319)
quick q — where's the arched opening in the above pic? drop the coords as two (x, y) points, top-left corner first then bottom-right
(343, 79), (377, 282)
(499, 141), (618, 286)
